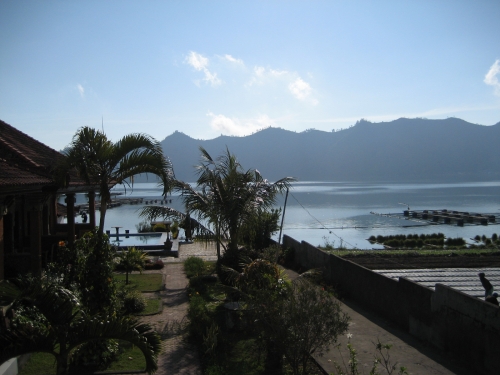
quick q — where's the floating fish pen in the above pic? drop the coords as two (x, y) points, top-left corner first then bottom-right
(371, 209), (500, 227)
(402, 209), (498, 226)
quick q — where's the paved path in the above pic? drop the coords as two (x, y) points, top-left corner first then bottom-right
(140, 262), (202, 375)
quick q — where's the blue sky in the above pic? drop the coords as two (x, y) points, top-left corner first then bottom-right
(1, 1), (499, 151)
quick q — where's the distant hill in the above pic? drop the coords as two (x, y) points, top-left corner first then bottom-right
(138, 118), (500, 183)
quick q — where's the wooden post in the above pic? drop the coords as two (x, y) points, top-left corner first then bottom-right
(29, 203), (43, 277)
(66, 193), (76, 246)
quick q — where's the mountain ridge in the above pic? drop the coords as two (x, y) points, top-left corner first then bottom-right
(144, 118), (500, 183)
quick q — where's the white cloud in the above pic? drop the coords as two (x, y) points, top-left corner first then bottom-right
(246, 66), (317, 104)
(224, 54), (244, 66)
(288, 78), (311, 100)
(207, 112), (275, 136)
(186, 51), (222, 87)
(484, 59), (500, 96)
(186, 51), (208, 71)
(77, 84), (85, 98)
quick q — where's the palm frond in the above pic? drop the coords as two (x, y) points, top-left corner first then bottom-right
(69, 316), (161, 374)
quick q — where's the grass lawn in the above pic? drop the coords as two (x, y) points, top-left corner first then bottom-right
(18, 342), (147, 375)
(137, 297), (162, 315)
(18, 352), (56, 375)
(106, 343), (146, 372)
(114, 273), (163, 291)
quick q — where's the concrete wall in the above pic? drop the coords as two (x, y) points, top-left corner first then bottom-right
(283, 235), (500, 375)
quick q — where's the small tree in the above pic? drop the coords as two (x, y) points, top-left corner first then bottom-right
(255, 279), (350, 375)
(117, 247), (147, 285)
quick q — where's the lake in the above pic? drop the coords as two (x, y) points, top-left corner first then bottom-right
(72, 181), (500, 249)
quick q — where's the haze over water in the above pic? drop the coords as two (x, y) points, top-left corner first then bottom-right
(74, 181), (500, 250)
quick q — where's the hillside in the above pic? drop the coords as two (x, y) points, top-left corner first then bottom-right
(141, 117), (500, 183)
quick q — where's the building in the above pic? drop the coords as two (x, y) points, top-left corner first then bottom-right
(0, 120), (99, 280)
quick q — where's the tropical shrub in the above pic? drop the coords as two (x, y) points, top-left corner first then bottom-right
(153, 223), (167, 232)
(122, 289), (147, 314)
(116, 247), (147, 285)
(184, 256), (208, 278)
(0, 277), (161, 375)
(136, 220), (153, 233)
(253, 279), (350, 375)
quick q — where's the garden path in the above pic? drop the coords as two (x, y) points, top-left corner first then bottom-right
(139, 262), (202, 375)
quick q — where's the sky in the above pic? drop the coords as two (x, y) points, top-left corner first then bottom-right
(1, 0), (499, 151)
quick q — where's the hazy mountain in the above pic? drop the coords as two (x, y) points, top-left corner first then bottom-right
(139, 118), (500, 183)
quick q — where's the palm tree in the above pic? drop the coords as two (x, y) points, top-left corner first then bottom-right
(64, 126), (174, 233)
(142, 147), (294, 260)
(0, 278), (162, 375)
(117, 247), (148, 285)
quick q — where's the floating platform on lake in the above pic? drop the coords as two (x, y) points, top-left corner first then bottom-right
(372, 209), (500, 227)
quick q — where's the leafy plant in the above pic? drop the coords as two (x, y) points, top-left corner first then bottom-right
(0, 277), (161, 375)
(116, 247), (147, 285)
(254, 278), (350, 375)
(184, 256), (209, 278)
(333, 336), (408, 375)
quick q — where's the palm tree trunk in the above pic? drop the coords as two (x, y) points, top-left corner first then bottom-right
(216, 223), (221, 260)
(99, 195), (108, 234)
(56, 348), (69, 375)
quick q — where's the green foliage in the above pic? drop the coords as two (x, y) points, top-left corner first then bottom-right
(239, 208), (282, 250)
(364, 233), (448, 249)
(116, 247), (147, 284)
(122, 289), (147, 314)
(153, 223), (167, 232)
(187, 294), (212, 340)
(72, 229), (118, 315)
(114, 273), (163, 292)
(171, 221), (179, 238)
(71, 339), (120, 370)
(333, 338), (408, 375)
(0, 277), (162, 375)
(136, 220), (153, 233)
(253, 279), (350, 375)
(138, 297), (161, 315)
(236, 259), (286, 297)
(62, 126), (173, 233)
(175, 147), (294, 258)
(184, 256), (208, 278)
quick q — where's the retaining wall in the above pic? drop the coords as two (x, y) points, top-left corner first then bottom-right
(283, 235), (500, 375)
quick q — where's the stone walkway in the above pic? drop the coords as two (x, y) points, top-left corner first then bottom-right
(129, 241), (220, 375)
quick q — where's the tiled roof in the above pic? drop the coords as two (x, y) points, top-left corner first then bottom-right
(0, 119), (65, 174)
(0, 160), (53, 187)
(0, 120), (92, 190)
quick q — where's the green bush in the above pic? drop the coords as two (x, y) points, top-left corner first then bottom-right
(72, 339), (120, 370)
(153, 223), (167, 232)
(135, 220), (153, 233)
(171, 221), (179, 238)
(187, 294), (212, 340)
(122, 290), (147, 314)
(184, 256), (207, 278)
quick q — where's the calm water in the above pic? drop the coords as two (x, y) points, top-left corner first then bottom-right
(71, 181), (500, 249)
